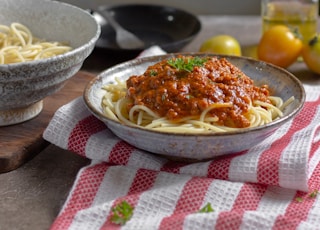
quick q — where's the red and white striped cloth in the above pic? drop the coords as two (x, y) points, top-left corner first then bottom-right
(44, 47), (320, 230)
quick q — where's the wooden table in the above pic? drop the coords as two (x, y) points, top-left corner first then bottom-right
(0, 15), (319, 230)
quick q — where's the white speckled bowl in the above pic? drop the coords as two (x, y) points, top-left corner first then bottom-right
(0, 0), (100, 126)
(84, 54), (305, 161)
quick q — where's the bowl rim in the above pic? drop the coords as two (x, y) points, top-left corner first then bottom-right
(0, 0), (101, 69)
(84, 53), (306, 137)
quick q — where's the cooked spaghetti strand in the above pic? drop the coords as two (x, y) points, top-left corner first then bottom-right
(0, 22), (72, 64)
(100, 56), (294, 133)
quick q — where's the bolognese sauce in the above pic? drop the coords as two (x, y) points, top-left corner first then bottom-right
(126, 56), (271, 128)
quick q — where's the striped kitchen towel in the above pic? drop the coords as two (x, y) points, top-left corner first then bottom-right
(43, 46), (320, 230)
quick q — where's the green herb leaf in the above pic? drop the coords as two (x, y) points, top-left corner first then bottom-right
(309, 189), (319, 198)
(110, 201), (134, 225)
(167, 57), (207, 72)
(198, 202), (214, 213)
(149, 69), (158, 76)
(295, 197), (303, 203)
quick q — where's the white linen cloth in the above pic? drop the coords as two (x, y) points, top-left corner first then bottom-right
(43, 46), (320, 230)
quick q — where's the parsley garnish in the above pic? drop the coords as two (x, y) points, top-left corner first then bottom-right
(149, 69), (158, 76)
(167, 57), (207, 72)
(185, 94), (194, 100)
(198, 202), (214, 213)
(110, 201), (134, 225)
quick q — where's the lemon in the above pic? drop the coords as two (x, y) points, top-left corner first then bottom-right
(199, 35), (242, 56)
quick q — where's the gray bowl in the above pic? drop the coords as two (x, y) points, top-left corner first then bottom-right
(0, 0), (100, 126)
(84, 54), (305, 161)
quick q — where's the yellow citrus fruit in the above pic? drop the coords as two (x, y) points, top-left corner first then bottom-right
(302, 34), (320, 74)
(199, 35), (242, 56)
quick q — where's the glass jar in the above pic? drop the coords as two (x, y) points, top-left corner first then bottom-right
(261, 0), (319, 44)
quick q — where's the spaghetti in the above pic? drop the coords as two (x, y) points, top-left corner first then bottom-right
(101, 56), (294, 133)
(0, 22), (72, 64)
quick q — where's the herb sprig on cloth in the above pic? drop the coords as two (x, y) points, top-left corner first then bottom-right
(110, 201), (134, 225)
(197, 202), (214, 213)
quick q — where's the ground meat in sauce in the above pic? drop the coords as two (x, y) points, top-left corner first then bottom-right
(126, 56), (271, 128)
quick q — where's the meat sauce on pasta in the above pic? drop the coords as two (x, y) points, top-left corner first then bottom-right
(101, 55), (291, 133)
(126, 56), (270, 128)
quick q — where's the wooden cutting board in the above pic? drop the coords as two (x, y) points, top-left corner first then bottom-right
(0, 71), (95, 173)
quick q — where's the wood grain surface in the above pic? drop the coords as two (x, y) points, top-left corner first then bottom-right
(0, 71), (95, 173)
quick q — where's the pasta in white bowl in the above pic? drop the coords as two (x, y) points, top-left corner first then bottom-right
(0, 23), (71, 64)
(0, 0), (100, 126)
(84, 54), (305, 160)
(100, 56), (294, 134)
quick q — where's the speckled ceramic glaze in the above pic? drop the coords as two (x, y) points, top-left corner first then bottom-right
(0, 0), (100, 126)
(84, 54), (305, 160)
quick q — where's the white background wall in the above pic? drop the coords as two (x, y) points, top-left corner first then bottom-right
(57, 0), (261, 15)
